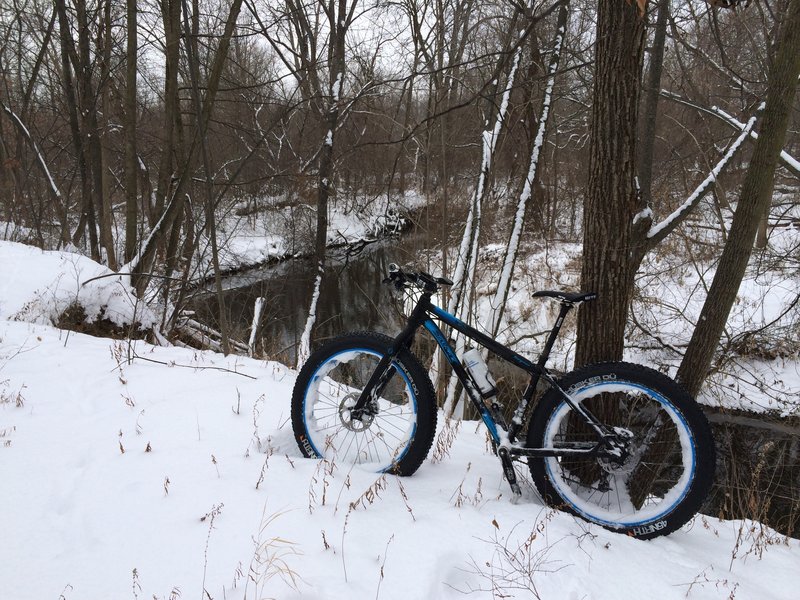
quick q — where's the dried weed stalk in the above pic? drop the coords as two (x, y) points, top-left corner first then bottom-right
(243, 508), (304, 599)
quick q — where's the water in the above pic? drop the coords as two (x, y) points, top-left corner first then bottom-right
(190, 239), (422, 364)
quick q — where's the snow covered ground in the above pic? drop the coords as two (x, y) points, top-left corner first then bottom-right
(1, 241), (799, 599)
(0, 241), (156, 330)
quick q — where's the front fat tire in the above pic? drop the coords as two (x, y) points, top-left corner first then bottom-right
(291, 331), (437, 476)
(527, 362), (715, 539)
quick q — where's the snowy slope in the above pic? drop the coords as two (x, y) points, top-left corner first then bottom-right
(1, 320), (798, 600)
(0, 241), (155, 329)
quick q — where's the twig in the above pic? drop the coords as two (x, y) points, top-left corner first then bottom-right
(127, 353), (257, 379)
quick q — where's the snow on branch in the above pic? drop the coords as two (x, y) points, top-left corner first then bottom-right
(297, 263), (323, 367)
(1, 101), (63, 202)
(489, 0), (570, 339)
(119, 196), (174, 277)
(646, 102), (764, 245)
(710, 106), (800, 178)
(660, 90), (800, 178)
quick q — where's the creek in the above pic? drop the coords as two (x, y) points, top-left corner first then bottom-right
(189, 233), (428, 364)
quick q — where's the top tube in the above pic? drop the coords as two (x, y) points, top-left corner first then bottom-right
(429, 304), (468, 329)
(424, 300), (536, 372)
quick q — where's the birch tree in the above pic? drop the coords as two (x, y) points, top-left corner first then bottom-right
(488, 0), (570, 340)
(123, 0), (138, 263)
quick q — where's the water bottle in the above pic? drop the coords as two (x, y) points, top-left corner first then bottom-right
(462, 348), (497, 401)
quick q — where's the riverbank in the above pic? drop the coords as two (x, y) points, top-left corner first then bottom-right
(196, 190), (426, 278)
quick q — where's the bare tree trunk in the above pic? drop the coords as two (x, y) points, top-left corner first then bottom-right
(755, 208), (770, 249)
(638, 0), (670, 208)
(99, 0), (114, 264)
(283, 0), (357, 365)
(56, 0), (99, 259)
(75, 0), (116, 268)
(124, 0), (138, 262)
(575, 0), (645, 367)
(151, 0), (181, 229)
(676, 0), (800, 397)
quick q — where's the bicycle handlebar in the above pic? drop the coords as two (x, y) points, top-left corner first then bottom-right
(384, 263), (453, 292)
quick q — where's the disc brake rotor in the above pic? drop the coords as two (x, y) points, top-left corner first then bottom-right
(339, 393), (375, 431)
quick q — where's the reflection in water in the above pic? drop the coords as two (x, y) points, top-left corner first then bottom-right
(191, 244), (411, 364)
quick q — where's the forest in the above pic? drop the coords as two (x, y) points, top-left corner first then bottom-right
(1, 0), (799, 567)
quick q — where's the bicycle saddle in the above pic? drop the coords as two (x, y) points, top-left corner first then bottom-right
(532, 290), (597, 304)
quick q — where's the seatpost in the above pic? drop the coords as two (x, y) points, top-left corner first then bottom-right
(536, 301), (574, 368)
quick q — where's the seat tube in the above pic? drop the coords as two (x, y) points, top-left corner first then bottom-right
(536, 302), (573, 368)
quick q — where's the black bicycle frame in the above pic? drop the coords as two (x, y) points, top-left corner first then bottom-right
(354, 289), (613, 459)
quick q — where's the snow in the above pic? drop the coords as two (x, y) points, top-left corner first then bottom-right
(332, 72), (343, 102)
(1, 316), (799, 599)
(248, 297), (265, 356)
(204, 192), (417, 275)
(0, 241), (156, 329)
(633, 206), (653, 225)
(1, 234), (799, 598)
(0, 221), (33, 242)
(632, 221), (800, 416)
(712, 106), (800, 176)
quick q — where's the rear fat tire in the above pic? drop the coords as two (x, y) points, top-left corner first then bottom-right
(291, 331), (437, 476)
(527, 362), (715, 539)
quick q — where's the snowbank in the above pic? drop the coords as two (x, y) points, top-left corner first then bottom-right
(0, 241), (156, 329)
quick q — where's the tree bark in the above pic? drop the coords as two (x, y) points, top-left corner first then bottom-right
(124, 0), (138, 262)
(637, 0), (670, 209)
(152, 0), (181, 228)
(56, 0), (99, 259)
(676, 0), (800, 397)
(575, 0), (646, 366)
(296, 0), (351, 366)
(75, 0), (116, 269)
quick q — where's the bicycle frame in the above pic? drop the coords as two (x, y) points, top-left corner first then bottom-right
(354, 287), (613, 460)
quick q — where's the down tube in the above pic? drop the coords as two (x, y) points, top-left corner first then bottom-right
(422, 319), (501, 443)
